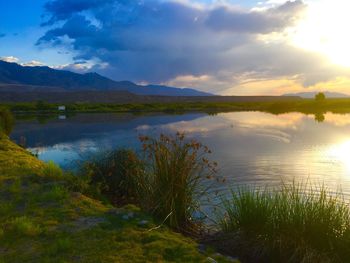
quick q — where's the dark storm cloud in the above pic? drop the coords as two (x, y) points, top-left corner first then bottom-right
(38, 0), (341, 91)
(206, 1), (305, 33)
(42, 0), (114, 25)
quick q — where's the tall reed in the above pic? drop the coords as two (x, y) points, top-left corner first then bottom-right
(139, 133), (218, 233)
(218, 183), (350, 262)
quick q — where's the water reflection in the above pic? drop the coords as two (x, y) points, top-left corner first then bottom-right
(327, 140), (350, 173)
(10, 111), (350, 196)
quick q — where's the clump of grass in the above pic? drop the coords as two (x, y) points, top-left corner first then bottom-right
(7, 216), (41, 236)
(48, 237), (72, 255)
(0, 202), (14, 217)
(80, 149), (144, 205)
(218, 183), (350, 262)
(8, 178), (22, 195)
(42, 185), (69, 202)
(138, 133), (218, 233)
(42, 161), (63, 178)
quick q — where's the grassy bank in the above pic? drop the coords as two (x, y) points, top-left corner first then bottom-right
(4, 98), (350, 115)
(0, 136), (235, 262)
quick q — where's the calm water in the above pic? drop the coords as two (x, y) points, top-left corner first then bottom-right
(10, 111), (350, 196)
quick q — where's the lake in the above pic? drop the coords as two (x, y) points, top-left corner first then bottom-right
(10, 111), (350, 197)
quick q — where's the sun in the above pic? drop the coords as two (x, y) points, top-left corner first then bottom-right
(291, 0), (350, 68)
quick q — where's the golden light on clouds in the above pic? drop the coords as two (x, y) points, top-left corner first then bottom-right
(222, 78), (299, 96)
(221, 76), (350, 96)
(292, 0), (350, 67)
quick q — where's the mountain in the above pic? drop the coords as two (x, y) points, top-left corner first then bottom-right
(0, 60), (212, 96)
(283, 91), (350, 98)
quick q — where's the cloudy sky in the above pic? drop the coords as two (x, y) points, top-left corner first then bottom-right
(1, 0), (350, 95)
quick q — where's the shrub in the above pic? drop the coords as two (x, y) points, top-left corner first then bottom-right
(81, 149), (144, 205)
(42, 161), (63, 178)
(36, 100), (52, 111)
(64, 171), (91, 194)
(138, 133), (218, 233)
(218, 183), (350, 262)
(0, 107), (14, 135)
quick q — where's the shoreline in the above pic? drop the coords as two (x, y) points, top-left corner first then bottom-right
(3, 98), (350, 115)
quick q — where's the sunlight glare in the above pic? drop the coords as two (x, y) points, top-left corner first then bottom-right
(292, 0), (350, 67)
(327, 140), (350, 173)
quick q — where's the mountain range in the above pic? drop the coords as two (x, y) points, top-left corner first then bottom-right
(0, 60), (212, 96)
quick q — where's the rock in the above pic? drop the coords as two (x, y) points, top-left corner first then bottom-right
(213, 252), (240, 262)
(138, 220), (148, 226)
(206, 257), (217, 263)
(198, 244), (206, 253)
(127, 212), (134, 218)
(226, 256), (240, 262)
(107, 208), (121, 215)
(122, 214), (129, 220)
(71, 217), (107, 231)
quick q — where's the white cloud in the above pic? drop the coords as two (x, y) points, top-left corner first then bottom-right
(52, 60), (109, 72)
(1, 56), (45, 67)
(0, 56), (20, 63)
(22, 60), (46, 67)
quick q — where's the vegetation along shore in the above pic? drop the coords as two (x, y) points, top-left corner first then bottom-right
(3, 96), (350, 115)
(2, 106), (350, 262)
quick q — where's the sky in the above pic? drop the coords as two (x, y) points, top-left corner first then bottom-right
(1, 0), (350, 95)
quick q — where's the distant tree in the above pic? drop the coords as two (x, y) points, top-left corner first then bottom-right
(315, 92), (326, 101)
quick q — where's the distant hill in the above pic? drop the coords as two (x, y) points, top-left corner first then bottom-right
(283, 91), (350, 98)
(0, 60), (212, 96)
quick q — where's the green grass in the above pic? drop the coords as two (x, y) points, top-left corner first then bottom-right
(41, 184), (70, 202)
(0, 133), (44, 177)
(0, 128), (235, 262)
(7, 216), (42, 236)
(217, 183), (350, 262)
(42, 160), (64, 178)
